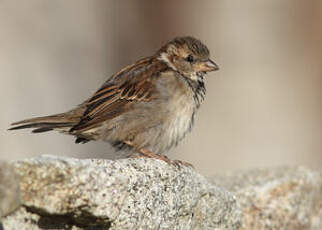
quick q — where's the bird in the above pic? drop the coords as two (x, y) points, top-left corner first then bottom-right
(9, 36), (219, 166)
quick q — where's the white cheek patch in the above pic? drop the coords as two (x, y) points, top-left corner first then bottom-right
(189, 73), (199, 81)
(158, 52), (178, 71)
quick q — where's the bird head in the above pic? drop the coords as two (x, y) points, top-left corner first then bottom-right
(157, 36), (219, 81)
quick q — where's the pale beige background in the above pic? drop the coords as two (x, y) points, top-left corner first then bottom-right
(1, 0), (321, 175)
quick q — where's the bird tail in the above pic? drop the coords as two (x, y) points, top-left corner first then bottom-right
(8, 113), (77, 133)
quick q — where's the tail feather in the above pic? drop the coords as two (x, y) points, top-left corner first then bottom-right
(8, 110), (93, 144)
(9, 114), (76, 133)
(32, 127), (54, 133)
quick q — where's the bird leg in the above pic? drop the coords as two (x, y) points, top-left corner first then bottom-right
(130, 147), (172, 163)
(124, 141), (193, 167)
(129, 147), (193, 168)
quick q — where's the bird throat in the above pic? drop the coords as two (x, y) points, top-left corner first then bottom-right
(184, 73), (206, 109)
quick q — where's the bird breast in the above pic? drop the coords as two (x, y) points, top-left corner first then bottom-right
(156, 72), (199, 152)
(166, 97), (195, 149)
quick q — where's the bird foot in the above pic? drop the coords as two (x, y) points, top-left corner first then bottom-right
(129, 148), (194, 168)
(170, 159), (194, 168)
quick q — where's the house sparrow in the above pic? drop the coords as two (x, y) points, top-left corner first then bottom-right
(9, 36), (219, 166)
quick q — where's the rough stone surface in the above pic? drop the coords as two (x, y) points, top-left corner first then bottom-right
(2, 155), (321, 230)
(0, 161), (21, 217)
(2, 155), (241, 230)
(211, 167), (322, 230)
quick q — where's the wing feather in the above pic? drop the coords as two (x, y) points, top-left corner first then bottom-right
(70, 57), (168, 132)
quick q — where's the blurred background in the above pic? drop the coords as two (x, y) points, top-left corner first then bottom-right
(0, 0), (321, 175)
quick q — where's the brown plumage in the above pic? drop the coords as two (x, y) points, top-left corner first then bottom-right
(9, 36), (219, 165)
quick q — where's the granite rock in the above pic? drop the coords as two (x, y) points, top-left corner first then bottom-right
(0, 161), (21, 217)
(2, 154), (321, 230)
(211, 167), (322, 230)
(2, 155), (241, 230)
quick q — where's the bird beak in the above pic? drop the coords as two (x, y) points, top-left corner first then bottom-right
(202, 59), (219, 72)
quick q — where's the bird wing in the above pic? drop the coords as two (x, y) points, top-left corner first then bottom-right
(70, 57), (168, 132)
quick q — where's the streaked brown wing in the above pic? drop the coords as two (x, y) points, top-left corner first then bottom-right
(70, 57), (168, 132)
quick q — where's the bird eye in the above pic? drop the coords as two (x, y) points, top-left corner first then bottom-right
(186, 55), (194, 63)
